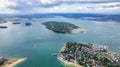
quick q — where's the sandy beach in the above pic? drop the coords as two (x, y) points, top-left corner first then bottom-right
(57, 56), (83, 67)
(70, 28), (87, 34)
(1, 57), (27, 67)
(58, 43), (83, 67)
(64, 61), (83, 67)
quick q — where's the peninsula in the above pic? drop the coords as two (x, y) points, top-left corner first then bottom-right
(0, 57), (27, 67)
(42, 21), (87, 34)
(58, 42), (120, 67)
(0, 19), (6, 24)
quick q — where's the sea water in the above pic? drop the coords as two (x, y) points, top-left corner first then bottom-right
(0, 17), (120, 67)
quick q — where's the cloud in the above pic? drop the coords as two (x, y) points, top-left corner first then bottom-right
(97, 2), (120, 7)
(0, 0), (16, 8)
(63, 0), (119, 3)
(0, 0), (120, 14)
(39, 0), (120, 6)
(0, 0), (18, 14)
(40, 0), (61, 5)
(0, 7), (18, 14)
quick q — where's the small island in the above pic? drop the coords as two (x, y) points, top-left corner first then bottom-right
(25, 23), (32, 26)
(0, 57), (27, 67)
(12, 22), (21, 24)
(58, 42), (120, 67)
(0, 26), (7, 29)
(42, 21), (87, 34)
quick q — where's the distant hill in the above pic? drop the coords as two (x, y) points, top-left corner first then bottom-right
(0, 14), (16, 18)
(0, 13), (120, 22)
(19, 13), (120, 22)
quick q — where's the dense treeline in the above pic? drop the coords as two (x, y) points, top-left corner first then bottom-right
(42, 21), (79, 33)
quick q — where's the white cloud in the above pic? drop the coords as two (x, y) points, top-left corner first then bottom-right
(40, 0), (60, 5)
(0, 0), (120, 14)
(0, 7), (18, 14)
(0, 0), (18, 14)
(97, 2), (120, 7)
(0, 0), (16, 7)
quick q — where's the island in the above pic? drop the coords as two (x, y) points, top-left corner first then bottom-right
(12, 22), (21, 24)
(42, 21), (87, 34)
(0, 26), (7, 29)
(25, 23), (32, 26)
(58, 42), (120, 67)
(0, 57), (27, 67)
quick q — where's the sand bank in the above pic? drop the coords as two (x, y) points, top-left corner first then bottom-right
(1, 57), (27, 67)
(70, 28), (87, 34)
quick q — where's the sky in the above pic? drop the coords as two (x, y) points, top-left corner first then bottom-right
(0, 0), (120, 14)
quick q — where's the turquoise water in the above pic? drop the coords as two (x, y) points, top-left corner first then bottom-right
(0, 17), (120, 67)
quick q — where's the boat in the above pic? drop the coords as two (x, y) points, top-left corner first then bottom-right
(51, 53), (58, 56)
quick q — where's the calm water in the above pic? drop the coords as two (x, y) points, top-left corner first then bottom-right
(0, 17), (120, 67)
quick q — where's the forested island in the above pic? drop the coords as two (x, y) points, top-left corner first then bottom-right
(12, 22), (21, 24)
(42, 21), (87, 34)
(25, 23), (32, 26)
(58, 42), (120, 67)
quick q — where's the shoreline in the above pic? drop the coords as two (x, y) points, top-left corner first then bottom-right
(1, 57), (27, 67)
(58, 43), (83, 67)
(57, 57), (83, 67)
(58, 42), (120, 67)
(70, 28), (88, 34)
(42, 22), (87, 34)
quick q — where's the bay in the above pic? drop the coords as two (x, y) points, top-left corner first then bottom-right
(0, 17), (120, 67)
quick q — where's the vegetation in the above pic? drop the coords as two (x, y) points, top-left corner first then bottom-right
(58, 42), (120, 67)
(25, 23), (32, 26)
(42, 21), (79, 33)
(0, 57), (8, 65)
(0, 19), (6, 24)
(12, 22), (21, 24)
(0, 26), (7, 28)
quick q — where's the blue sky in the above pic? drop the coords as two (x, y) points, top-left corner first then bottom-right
(0, 0), (120, 14)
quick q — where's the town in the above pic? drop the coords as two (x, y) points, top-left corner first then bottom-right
(58, 42), (120, 67)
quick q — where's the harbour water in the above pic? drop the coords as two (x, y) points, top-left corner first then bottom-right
(0, 17), (120, 67)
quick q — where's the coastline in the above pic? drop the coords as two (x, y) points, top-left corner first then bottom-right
(42, 22), (87, 34)
(1, 57), (27, 67)
(58, 43), (83, 67)
(59, 43), (66, 52)
(57, 57), (83, 67)
(58, 42), (120, 67)
(70, 28), (87, 34)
